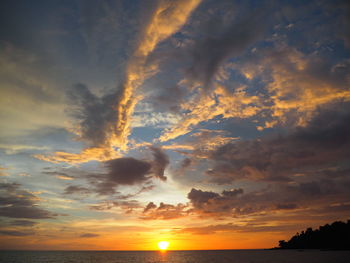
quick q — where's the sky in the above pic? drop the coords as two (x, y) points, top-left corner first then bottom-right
(0, 0), (350, 250)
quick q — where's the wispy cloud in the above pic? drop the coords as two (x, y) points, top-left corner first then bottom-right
(0, 182), (57, 219)
(37, 0), (201, 163)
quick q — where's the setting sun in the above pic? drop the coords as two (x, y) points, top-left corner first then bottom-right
(158, 241), (170, 250)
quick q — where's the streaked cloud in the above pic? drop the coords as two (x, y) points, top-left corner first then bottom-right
(37, 0), (201, 163)
(0, 183), (57, 219)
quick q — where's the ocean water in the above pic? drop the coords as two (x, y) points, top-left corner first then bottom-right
(0, 250), (349, 263)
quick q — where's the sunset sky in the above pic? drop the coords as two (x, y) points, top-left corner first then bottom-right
(1, 0), (350, 250)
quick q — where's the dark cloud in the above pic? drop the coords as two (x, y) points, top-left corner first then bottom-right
(66, 148), (168, 196)
(143, 202), (157, 213)
(118, 184), (155, 200)
(105, 157), (151, 185)
(186, 177), (350, 217)
(63, 2), (161, 148)
(0, 206), (56, 220)
(181, 158), (192, 169)
(325, 0), (350, 48)
(0, 229), (34, 236)
(207, 104), (350, 184)
(141, 202), (188, 220)
(276, 203), (298, 210)
(67, 83), (118, 147)
(185, 4), (269, 89)
(90, 200), (141, 213)
(79, 233), (99, 238)
(10, 220), (38, 227)
(64, 185), (91, 195)
(64, 1), (193, 149)
(222, 188), (244, 197)
(187, 188), (247, 216)
(0, 183), (56, 219)
(146, 1), (272, 113)
(174, 157), (193, 177)
(78, 0), (137, 68)
(149, 146), (169, 181)
(81, 157), (152, 195)
(187, 188), (220, 208)
(176, 223), (295, 235)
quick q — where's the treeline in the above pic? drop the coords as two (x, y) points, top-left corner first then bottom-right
(277, 220), (350, 250)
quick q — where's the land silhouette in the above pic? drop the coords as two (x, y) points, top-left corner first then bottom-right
(276, 220), (350, 250)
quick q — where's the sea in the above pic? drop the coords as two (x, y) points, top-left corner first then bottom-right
(0, 250), (349, 263)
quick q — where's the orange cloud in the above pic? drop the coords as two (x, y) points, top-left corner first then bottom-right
(112, 0), (202, 150)
(239, 45), (350, 129)
(160, 85), (261, 142)
(35, 146), (120, 164)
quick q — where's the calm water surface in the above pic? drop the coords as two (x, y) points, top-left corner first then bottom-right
(0, 250), (349, 263)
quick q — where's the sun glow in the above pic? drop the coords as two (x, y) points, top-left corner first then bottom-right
(157, 241), (170, 250)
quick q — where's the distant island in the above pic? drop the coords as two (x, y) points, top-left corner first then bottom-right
(275, 220), (350, 250)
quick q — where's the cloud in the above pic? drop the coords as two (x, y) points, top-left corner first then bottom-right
(0, 43), (67, 138)
(181, 158), (192, 169)
(90, 200), (141, 214)
(159, 85), (261, 142)
(78, 0), (133, 69)
(37, 0), (201, 163)
(326, 0), (350, 48)
(132, 110), (180, 128)
(141, 201), (188, 220)
(145, 1), (273, 141)
(143, 202), (157, 213)
(35, 146), (120, 164)
(0, 144), (49, 155)
(10, 220), (38, 227)
(0, 166), (9, 177)
(42, 171), (75, 181)
(237, 43), (350, 129)
(159, 40), (350, 142)
(60, 148), (168, 196)
(147, 0), (271, 115)
(156, 5), (350, 142)
(222, 188), (244, 197)
(176, 223), (239, 235)
(275, 203), (298, 210)
(206, 103), (350, 184)
(0, 230), (34, 236)
(64, 185), (91, 195)
(118, 184), (156, 200)
(184, 2), (268, 89)
(110, 0), (201, 150)
(176, 223), (294, 235)
(186, 182), (349, 218)
(187, 188), (220, 208)
(67, 83), (119, 148)
(0, 183), (56, 219)
(79, 233), (99, 238)
(187, 188), (255, 216)
(149, 146), (169, 181)
(105, 157), (152, 185)
(75, 157), (153, 196)
(161, 129), (238, 161)
(93, 152), (169, 194)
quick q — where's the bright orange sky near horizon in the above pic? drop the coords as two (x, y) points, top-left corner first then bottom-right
(1, 0), (350, 251)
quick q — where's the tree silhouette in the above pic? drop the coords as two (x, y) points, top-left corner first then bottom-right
(276, 220), (350, 249)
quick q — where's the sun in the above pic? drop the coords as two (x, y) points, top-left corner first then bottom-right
(157, 241), (170, 250)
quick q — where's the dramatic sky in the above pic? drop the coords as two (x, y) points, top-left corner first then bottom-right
(1, 0), (350, 250)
